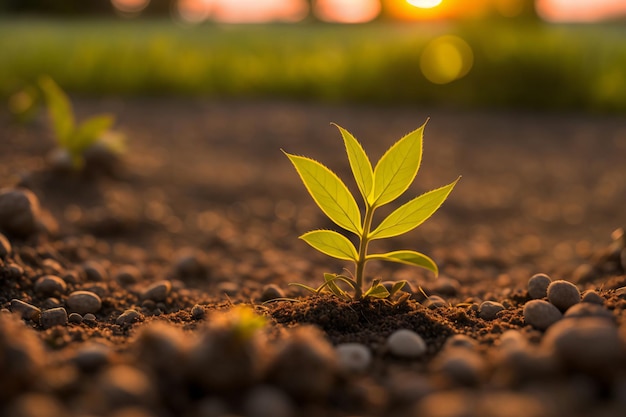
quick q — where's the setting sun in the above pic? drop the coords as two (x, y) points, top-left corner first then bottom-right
(407, 0), (443, 8)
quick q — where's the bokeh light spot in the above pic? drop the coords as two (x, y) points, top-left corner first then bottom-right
(111, 0), (150, 16)
(315, 0), (381, 23)
(407, 0), (443, 9)
(420, 36), (473, 85)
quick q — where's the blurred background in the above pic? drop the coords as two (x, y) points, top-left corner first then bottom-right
(1, 0), (626, 113)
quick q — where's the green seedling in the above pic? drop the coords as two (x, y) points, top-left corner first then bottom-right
(284, 122), (459, 300)
(38, 75), (125, 170)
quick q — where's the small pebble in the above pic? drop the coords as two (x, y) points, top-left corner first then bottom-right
(173, 248), (209, 278)
(67, 291), (102, 314)
(547, 280), (581, 311)
(444, 334), (478, 350)
(40, 307), (68, 329)
(4, 263), (24, 279)
(387, 329), (427, 358)
(564, 302), (614, 321)
(116, 309), (142, 326)
(478, 300), (505, 320)
(0, 188), (41, 237)
(0, 232), (11, 259)
(244, 385), (294, 417)
(73, 343), (112, 372)
(581, 289), (605, 305)
(10, 299), (41, 321)
(431, 348), (486, 386)
(260, 284), (285, 302)
(82, 261), (108, 282)
(141, 280), (172, 302)
(527, 273), (551, 299)
(423, 295), (447, 309)
(336, 343), (372, 373)
(83, 313), (97, 324)
(191, 304), (206, 319)
(615, 286), (626, 299)
(34, 275), (67, 296)
(42, 297), (62, 309)
(68, 313), (83, 324)
(431, 276), (460, 296)
(523, 299), (562, 330)
(115, 265), (142, 286)
(543, 317), (624, 371)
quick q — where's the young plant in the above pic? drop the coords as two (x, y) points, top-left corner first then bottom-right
(284, 122), (459, 300)
(39, 75), (125, 170)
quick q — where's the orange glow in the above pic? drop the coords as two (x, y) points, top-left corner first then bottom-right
(537, 0), (626, 22)
(178, 0), (308, 23)
(407, 0), (443, 8)
(386, 0), (490, 20)
(111, 0), (150, 16)
(315, 0), (381, 23)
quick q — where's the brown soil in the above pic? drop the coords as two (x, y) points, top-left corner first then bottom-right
(1, 99), (626, 417)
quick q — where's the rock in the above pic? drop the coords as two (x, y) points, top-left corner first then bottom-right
(141, 280), (171, 302)
(83, 313), (97, 324)
(260, 284), (285, 302)
(581, 289), (605, 305)
(115, 265), (142, 286)
(173, 248), (209, 278)
(523, 300), (562, 330)
(68, 313), (83, 324)
(67, 291), (102, 314)
(116, 309), (142, 326)
(82, 261), (109, 282)
(72, 342), (112, 372)
(478, 300), (505, 320)
(267, 325), (337, 401)
(387, 329), (427, 358)
(40, 307), (68, 329)
(0, 232), (11, 259)
(431, 348), (486, 386)
(444, 334), (478, 351)
(244, 385), (294, 417)
(547, 280), (580, 311)
(34, 275), (67, 296)
(4, 263), (24, 279)
(563, 302), (613, 321)
(543, 317), (625, 372)
(0, 188), (41, 237)
(527, 273), (551, 299)
(615, 286), (626, 299)
(423, 295), (447, 309)
(336, 343), (372, 373)
(191, 304), (206, 319)
(9, 299), (41, 321)
(431, 276), (460, 296)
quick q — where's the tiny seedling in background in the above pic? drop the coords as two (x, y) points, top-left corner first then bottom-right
(39, 75), (125, 170)
(284, 122), (459, 300)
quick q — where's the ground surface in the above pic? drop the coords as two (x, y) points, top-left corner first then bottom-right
(1, 99), (626, 417)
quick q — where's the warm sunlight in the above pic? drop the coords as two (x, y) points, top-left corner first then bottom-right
(176, 0), (308, 23)
(536, 0), (626, 22)
(407, 0), (443, 8)
(314, 0), (381, 23)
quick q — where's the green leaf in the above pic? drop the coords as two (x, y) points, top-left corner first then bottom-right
(288, 282), (319, 294)
(370, 177), (459, 240)
(371, 122), (426, 207)
(300, 230), (358, 261)
(39, 75), (74, 147)
(71, 115), (114, 153)
(389, 280), (407, 296)
(364, 283), (390, 299)
(367, 250), (438, 276)
(284, 152), (362, 235)
(322, 273), (353, 299)
(333, 123), (373, 203)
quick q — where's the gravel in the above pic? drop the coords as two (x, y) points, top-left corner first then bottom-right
(547, 280), (581, 311)
(387, 329), (427, 358)
(478, 300), (505, 320)
(523, 299), (563, 330)
(527, 273), (551, 299)
(34, 275), (67, 297)
(0, 188), (41, 237)
(9, 299), (41, 321)
(67, 291), (102, 314)
(140, 280), (172, 302)
(336, 343), (372, 373)
(40, 307), (68, 329)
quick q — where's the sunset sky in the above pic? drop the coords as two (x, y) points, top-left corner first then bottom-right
(112, 0), (626, 23)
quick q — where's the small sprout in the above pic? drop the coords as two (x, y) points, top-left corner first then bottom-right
(38, 75), (125, 170)
(221, 305), (267, 341)
(284, 121), (459, 300)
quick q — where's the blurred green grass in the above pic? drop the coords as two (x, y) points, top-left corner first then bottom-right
(1, 18), (625, 111)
